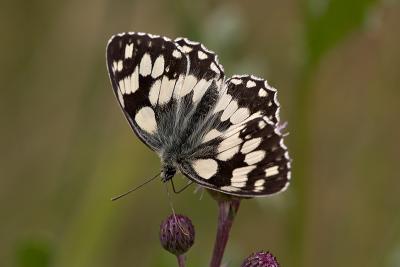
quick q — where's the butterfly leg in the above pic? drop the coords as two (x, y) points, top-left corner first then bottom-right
(170, 179), (194, 194)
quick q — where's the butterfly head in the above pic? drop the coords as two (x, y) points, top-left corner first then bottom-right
(161, 164), (176, 183)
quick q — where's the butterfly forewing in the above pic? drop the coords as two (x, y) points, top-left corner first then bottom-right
(106, 33), (189, 151)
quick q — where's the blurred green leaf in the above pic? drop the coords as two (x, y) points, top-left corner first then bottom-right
(305, 0), (378, 66)
(15, 239), (53, 267)
(288, 1), (380, 266)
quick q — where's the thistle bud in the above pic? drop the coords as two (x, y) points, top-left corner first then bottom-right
(159, 214), (195, 256)
(241, 251), (280, 267)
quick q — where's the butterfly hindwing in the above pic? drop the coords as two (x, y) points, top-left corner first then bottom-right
(180, 76), (290, 196)
(224, 75), (280, 124)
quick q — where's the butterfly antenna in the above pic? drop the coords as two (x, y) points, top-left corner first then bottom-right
(164, 182), (190, 236)
(111, 172), (161, 201)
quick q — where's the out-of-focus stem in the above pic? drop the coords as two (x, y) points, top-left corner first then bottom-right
(177, 255), (186, 267)
(209, 191), (241, 267)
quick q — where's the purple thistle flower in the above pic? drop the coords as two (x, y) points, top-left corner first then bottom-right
(241, 251), (280, 267)
(159, 214), (195, 256)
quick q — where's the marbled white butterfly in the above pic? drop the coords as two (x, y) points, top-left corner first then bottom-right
(106, 32), (291, 197)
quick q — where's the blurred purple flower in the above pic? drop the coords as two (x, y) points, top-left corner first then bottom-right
(241, 251), (280, 267)
(159, 214), (195, 256)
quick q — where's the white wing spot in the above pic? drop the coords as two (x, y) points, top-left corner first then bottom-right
(178, 75), (198, 98)
(230, 78), (242, 85)
(231, 166), (256, 186)
(112, 61), (117, 72)
(198, 50), (208, 60)
(254, 186), (264, 192)
(225, 112), (262, 131)
(124, 43), (133, 59)
(158, 76), (176, 105)
(218, 132), (242, 153)
(214, 93), (232, 114)
(263, 115), (273, 124)
(210, 62), (220, 74)
(173, 75), (185, 99)
(220, 100), (238, 121)
(244, 150), (266, 165)
(241, 138), (262, 154)
(220, 186), (240, 192)
(230, 108), (250, 124)
(123, 76), (131, 94)
(254, 179), (265, 187)
(151, 55), (165, 78)
(258, 120), (266, 129)
(202, 129), (222, 143)
(265, 166), (279, 177)
(130, 66), (139, 94)
(139, 53), (152, 76)
(217, 146), (239, 161)
(192, 79), (212, 102)
(232, 165), (256, 176)
(246, 80), (256, 88)
(192, 159), (218, 179)
(117, 60), (123, 72)
(258, 88), (267, 97)
(118, 79), (126, 94)
(231, 181), (246, 188)
(172, 49), (182, 58)
(149, 80), (161, 106)
(135, 106), (157, 134)
(223, 124), (246, 139)
(181, 45), (193, 53)
(231, 175), (248, 183)
(118, 73), (137, 95)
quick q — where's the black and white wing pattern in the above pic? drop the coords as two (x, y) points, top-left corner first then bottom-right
(106, 32), (291, 197)
(106, 33), (224, 153)
(106, 33), (189, 151)
(179, 75), (290, 197)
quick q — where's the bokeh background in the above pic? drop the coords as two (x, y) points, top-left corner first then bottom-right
(1, 0), (400, 266)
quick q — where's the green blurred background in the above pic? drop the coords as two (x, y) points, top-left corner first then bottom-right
(1, 0), (400, 266)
